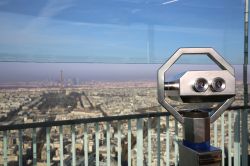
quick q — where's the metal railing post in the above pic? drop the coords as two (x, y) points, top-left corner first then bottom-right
(106, 122), (111, 166)
(157, 117), (161, 166)
(221, 114), (225, 166)
(128, 119), (132, 166)
(3, 130), (8, 166)
(214, 120), (218, 146)
(147, 118), (152, 166)
(118, 121), (122, 166)
(174, 119), (179, 165)
(234, 111), (241, 166)
(59, 126), (64, 166)
(95, 123), (99, 166)
(84, 124), (88, 166)
(137, 118), (143, 166)
(32, 128), (37, 166)
(228, 112), (232, 166)
(46, 127), (50, 166)
(71, 125), (76, 166)
(166, 116), (170, 166)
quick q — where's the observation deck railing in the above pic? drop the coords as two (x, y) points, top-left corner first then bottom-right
(0, 108), (247, 166)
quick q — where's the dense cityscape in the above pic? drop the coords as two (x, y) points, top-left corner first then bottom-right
(0, 81), (249, 165)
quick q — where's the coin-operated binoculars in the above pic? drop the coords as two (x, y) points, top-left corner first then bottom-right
(157, 48), (235, 166)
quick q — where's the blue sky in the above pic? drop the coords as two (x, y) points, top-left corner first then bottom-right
(0, 0), (247, 64)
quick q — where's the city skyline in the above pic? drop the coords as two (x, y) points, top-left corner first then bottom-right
(0, 63), (249, 85)
(0, 79), (248, 165)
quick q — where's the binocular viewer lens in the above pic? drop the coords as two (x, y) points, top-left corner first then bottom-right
(211, 77), (226, 92)
(193, 78), (208, 92)
(193, 77), (226, 92)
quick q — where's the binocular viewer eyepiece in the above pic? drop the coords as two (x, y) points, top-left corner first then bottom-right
(193, 77), (226, 92)
(193, 78), (209, 92)
(165, 76), (226, 92)
(211, 77), (226, 92)
(164, 70), (235, 103)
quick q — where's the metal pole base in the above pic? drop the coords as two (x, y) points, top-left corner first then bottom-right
(179, 142), (222, 166)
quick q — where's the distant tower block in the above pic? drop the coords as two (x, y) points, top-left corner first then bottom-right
(60, 70), (64, 88)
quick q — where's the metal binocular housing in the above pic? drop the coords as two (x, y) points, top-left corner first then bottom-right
(158, 48), (236, 165)
(157, 48), (236, 124)
(164, 70), (235, 103)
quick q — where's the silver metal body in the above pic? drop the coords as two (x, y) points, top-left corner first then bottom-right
(183, 117), (210, 143)
(165, 70), (235, 103)
(157, 48), (235, 124)
(182, 111), (210, 146)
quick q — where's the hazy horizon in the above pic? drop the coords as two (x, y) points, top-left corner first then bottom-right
(0, 62), (249, 84)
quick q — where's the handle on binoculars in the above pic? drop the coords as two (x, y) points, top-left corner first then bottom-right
(158, 73), (184, 124)
(164, 82), (179, 90)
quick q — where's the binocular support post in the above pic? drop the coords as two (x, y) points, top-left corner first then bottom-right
(179, 110), (222, 166)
